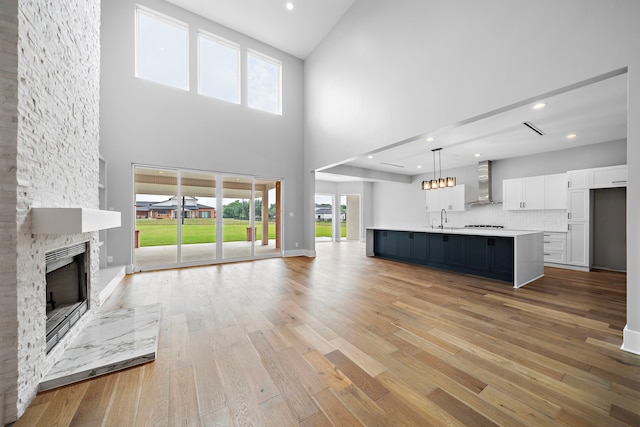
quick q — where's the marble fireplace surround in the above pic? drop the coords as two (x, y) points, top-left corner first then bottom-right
(31, 210), (160, 393)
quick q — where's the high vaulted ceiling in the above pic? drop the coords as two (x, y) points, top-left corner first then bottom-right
(162, 2), (627, 184)
(164, 0), (356, 59)
(318, 71), (628, 182)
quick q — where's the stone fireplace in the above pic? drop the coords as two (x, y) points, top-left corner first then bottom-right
(0, 0), (102, 424)
(45, 242), (90, 354)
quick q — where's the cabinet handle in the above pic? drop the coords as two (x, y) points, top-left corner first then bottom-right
(612, 180), (627, 184)
(544, 241), (551, 244)
(568, 212), (571, 220)
(544, 253), (551, 256)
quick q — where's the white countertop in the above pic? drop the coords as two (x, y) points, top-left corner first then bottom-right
(366, 226), (542, 238)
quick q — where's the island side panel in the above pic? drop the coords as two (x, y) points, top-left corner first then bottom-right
(366, 228), (374, 256)
(514, 232), (545, 288)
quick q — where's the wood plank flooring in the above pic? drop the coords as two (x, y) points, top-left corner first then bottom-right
(16, 242), (640, 426)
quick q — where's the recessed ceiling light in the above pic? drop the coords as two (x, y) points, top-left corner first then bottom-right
(367, 155), (373, 159)
(286, 1), (294, 10)
(417, 165), (422, 169)
(426, 137), (434, 142)
(533, 103), (546, 110)
(474, 153), (482, 157)
(566, 133), (577, 139)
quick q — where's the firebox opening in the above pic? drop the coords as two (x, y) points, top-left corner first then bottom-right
(45, 242), (89, 354)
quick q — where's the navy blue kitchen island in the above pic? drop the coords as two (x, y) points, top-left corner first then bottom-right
(366, 227), (544, 288)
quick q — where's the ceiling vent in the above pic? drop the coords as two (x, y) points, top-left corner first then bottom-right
(522, 121), (545, 136)
(379, 162), (404, 168)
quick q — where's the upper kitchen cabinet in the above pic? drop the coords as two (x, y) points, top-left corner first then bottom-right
(592, 165), (627, 188)
(544, 173), (568, 209)
(568, 165), (627, 189)
(503, 176), (545, 210)
(426, 184), (471, 212)
(503, 173), (567, 210)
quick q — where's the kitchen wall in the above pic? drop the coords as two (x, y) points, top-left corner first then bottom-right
(100, 0), (305, 269)
(368, 139), (626, 229)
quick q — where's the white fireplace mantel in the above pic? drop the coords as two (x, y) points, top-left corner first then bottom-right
(32, 208), (121, 234)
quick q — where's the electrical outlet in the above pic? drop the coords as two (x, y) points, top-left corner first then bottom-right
(107, 256), (113, 263)
(295, 242), (299, 248)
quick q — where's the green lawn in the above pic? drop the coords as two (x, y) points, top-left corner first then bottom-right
(137, 219), (348, 246)
(136, 218), (276, 247)
(315, 221), (346, 238)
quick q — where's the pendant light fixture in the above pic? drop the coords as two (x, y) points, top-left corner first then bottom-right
(421, 148), (456, 190)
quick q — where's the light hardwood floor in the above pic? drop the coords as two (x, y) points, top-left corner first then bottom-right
(15, 242), (640, 426)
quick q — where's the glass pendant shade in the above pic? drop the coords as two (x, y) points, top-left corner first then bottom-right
(421, 147), (457, 190)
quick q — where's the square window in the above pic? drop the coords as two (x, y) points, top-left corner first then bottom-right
(198, 33), (240, 103)
(247, 50), (281, 115)
(136, 8), (188, 90)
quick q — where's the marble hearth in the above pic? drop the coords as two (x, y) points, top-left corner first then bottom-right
(39, 304), (161, 391)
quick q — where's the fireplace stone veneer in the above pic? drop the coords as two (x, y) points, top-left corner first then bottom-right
(0, 0), (102, 423)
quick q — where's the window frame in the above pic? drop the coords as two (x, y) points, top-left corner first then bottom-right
(246, 49), (283, 115)
(197, 30), (241, 104)
(135, 5), (189, 90)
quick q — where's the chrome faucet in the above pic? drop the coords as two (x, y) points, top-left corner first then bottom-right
(440, 208), (448, 229)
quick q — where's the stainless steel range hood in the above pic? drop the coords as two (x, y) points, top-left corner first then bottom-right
(469, 160), (498, 205)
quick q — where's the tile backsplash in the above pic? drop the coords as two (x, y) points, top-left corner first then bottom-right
(427, 203), (568, 232)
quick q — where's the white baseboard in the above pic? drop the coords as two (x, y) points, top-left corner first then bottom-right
(283, 249), (316, 257)
(621, 325), (640, 355)
(544, 262), (589, 272)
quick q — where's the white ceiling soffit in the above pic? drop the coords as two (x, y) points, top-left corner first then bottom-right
(321, 71), (627, 182)
(164, 0), (356, 59)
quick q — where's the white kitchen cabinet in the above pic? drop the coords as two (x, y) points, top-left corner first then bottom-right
(425, 189), (442, 212)
(503, 176), (545, 210)
(543, 232), (567, 264)
(567, 189), (589, 222)
(592, 165), (627, 188)
(544, 173), (567, 209)
(568, 164), (627, 189)
(567, 222), (589, 266)
(567, 169), (591, 189)
(425, 185), (469, 212)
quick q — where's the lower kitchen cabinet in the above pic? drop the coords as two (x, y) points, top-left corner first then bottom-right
(567, 222), (589, 266)
(466, 236), (514, 282)
(375, 230), (427, 264)
(373, 230), (397, 258)
(492, 237), (515, 280)
(374, 230), (514, 283)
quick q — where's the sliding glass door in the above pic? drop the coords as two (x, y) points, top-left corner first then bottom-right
(180, 170), (217, 263)
(134, 165), (282, 270)
(222, 175), (253, 260)
(134, 166), (179, 267)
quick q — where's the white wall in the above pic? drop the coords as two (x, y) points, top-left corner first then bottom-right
(100, 0), (305, 267)
(305, 0), (640, 354)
